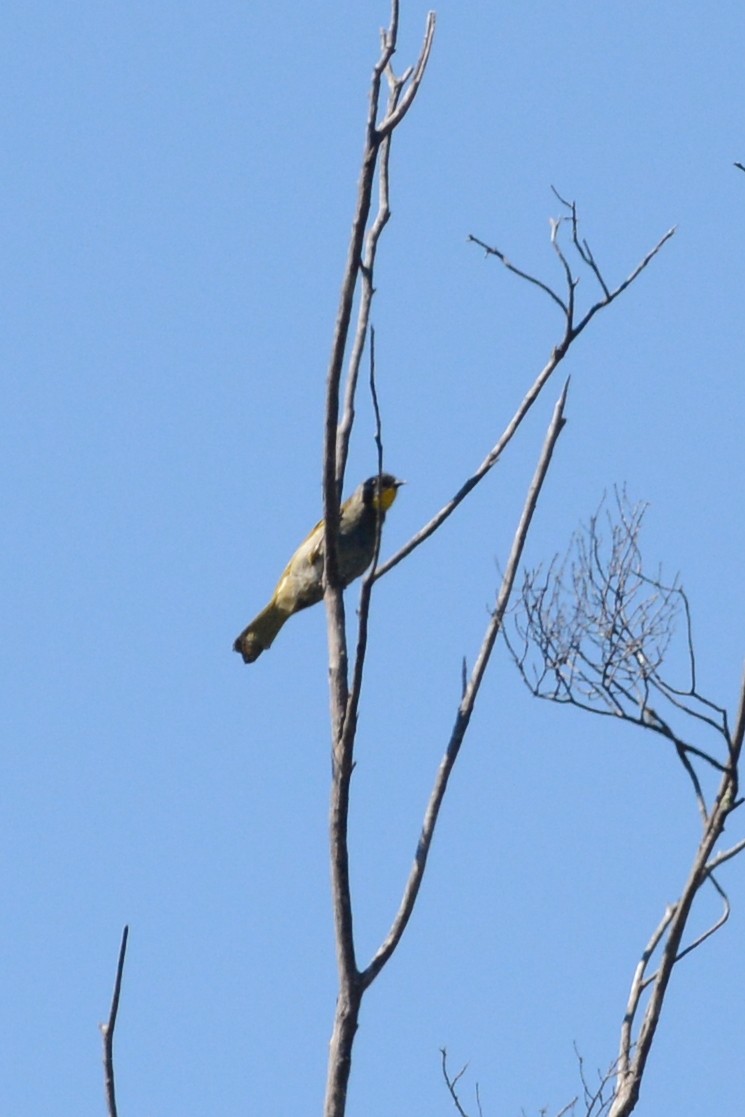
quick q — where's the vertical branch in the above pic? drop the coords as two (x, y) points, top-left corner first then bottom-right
(335, 81), (396, 483)
(323, 10), (435, 1117)
(368, 326), (384, 472)
(100, 925), (129, 1117)
(337, 330), (387, 793)
(335, 5), (435, 480)
(324, 3), (435, 744)
(323, 19), (390, 739)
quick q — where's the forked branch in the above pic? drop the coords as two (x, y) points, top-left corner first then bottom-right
(504, 489), (731, 813)
(377, 206), (673, 579)
(323, 10), (436, 1117)
(468, 192), (675, 342)
(504, 491), (745, 1117)
(336, 11), (436, 485)
(323, 1), (436, 748)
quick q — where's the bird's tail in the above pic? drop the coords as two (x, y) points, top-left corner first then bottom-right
(233, 600), (289, 663)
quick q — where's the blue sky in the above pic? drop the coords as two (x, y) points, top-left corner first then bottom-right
(4, 2), (745, 1114)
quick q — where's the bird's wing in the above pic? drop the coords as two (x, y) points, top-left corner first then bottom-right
(277, 518), (324, 585)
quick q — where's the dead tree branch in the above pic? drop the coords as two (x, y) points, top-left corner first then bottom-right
(504, 491), (745, 1117)
(440, 1048), (483, 1117)
(377, 207), (673, 580)
(323, 0), (436, 746)
(343, 332), (387, 797)
(320, 13), (673, 1117)
(504, 489), (731, 806)
(100, 925), (129, 1117)
(609, 730), (743, 1117)
(323, 9), (435, 1117)
(574, 1044), (619, 1117)
(363, 382), (568, 987)
(470, 192), (675, 341)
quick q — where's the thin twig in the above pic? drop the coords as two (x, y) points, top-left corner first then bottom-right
(670, 872), (730, 965)
(550, 187), (611, 299)
(375, 345), (567, 578)
(572, 226), (676, 338)
(706, 834), (745, 871)
(101, 925), (129, 1117)
(377, 220), (673, 580)
(369, 326), (384, 467)
(342, 331), (387, 769)
(556, 1099), (579, 1117)
(440, 1049), (473, 1117)
(506, 490), (731, 825)
(467, 233), (568, 314)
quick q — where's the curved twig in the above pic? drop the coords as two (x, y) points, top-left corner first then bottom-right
(670, 872), (730, 966)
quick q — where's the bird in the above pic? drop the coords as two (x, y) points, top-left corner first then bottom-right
(233, 473), (404, 664)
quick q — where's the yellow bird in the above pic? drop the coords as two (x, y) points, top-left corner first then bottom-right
(234, 473), (404, 663)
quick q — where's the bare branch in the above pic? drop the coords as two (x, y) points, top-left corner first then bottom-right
(504, 492), (745, 1117)
(377, 11), (436, 137)
(324, 4), (436, 776)
(616, 904), (674, 1081)
(440, 1049), (475, 1117)
(573, 1043), (621, 1117)
(670, 872), (730, 965)
(363, 382), (569, 988)
(610, 759), (743, 1117)
(549, 216), (578, 320)
(341, 333), (387, 787)
(550, 186), (610, 299)
(556, 1100), (579, 1117)
(573, 226), (675, 338)
(467, 233), (568, 314)
(707, 834), (745, 871)
(376, 348), (570, 578)
(336, 60), (400, 481)
(335, 5), (435, 483)
(377, 211), (673, 579)
(730, 661), (745, 775)
(505, 488), (731, 818)
(323, 10), (435, 1116)
(470, 196), (674, 346)
(100, 925), (129, 1117)
(368, 326), (384, 468)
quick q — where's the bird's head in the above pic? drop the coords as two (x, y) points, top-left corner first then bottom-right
(363, 473), (405, 512)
